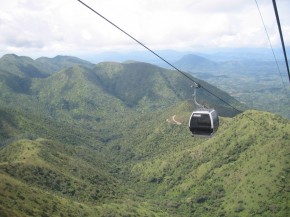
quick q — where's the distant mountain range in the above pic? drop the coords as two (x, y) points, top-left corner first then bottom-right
(0, 53), (289, 217)
(0, 54), (244, 118)
(172, 53), (290, 119)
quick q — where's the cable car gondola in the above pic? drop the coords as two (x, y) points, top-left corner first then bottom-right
(188, 83), (219, 137)
(189, 108), (219, 136)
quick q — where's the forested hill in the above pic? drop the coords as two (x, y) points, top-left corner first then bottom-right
(0, 105), (289, 216)
(0, 54), (289, 216)
(0, 54), (243, 119)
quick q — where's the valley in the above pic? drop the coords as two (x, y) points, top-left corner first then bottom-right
(174, 53), (290, 119)
(0, 54), (289, 216)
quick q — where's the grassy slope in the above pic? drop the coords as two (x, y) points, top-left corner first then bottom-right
(0, 54), (289, 216)
(0, 138), (163, 217)
(0, 139), (98, 217)
(0, 107), (170, 216)
(128, 110), (290, 216)
(0, 139), (169, 217)
(0, 106), (289, 217)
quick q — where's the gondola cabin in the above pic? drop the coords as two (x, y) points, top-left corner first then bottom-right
(189, 109), (219, 136)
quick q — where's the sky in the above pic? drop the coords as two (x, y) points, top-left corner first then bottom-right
(0, 0), (289, 58)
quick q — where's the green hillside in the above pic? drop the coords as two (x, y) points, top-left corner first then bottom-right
(35, 55), (95, 74)
(0, 138), (152, 217)
(93, 61), (244, 116)
(0, 54), (244, 142)
(1, 106), (289, 216)
(0, 54), (289, 216)
(31, 65), (127, 126)
(128, 110), (290, 216)
(0, 108), (171, 216)
(0, 54), (244, 118)
(0, 54), (48, 78)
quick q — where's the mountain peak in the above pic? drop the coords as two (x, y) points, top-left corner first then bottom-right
(35, 55), (94, 74)
(1, 53), (34, 62)
(175, 54), (218, 72)
(0, 53), (48, 79)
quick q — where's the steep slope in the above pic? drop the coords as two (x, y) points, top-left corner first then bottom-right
(0, 54), (95, 78)
(31, 65), (128, 136)
(1, 104), (289, 217)
(0, 54), (94, 95)
(0, 108), (170, 216)
(0, 53), (289, 217)
(0, 54), (48, 95)
(0, 108), (122, 216)
(129, 110), (290, 216)
(0, 54), (244, 123)
(1, 70), (289, 217)
(0, 106), (105, 148)
(0, 54), (48, 78)
(0, 138), (122, 200)
(0, 138), (124, 217)
(94, 61), (186, 108)
(94, 61), (244, 116)
(23, 61), (243, 141)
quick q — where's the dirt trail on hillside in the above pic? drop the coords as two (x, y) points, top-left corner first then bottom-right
(166, 115), (182, 125)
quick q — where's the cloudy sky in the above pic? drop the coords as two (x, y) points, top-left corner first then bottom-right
(0, 0), (289, 58)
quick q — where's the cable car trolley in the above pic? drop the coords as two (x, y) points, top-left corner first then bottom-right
(189, 83), (219, 137)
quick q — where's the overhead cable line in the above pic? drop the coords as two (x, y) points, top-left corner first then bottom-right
(272, 0), (290, 83)
(77, 0), (244, 115)
(254, 0), (290, 103)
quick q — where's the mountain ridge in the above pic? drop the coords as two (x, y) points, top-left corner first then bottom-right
(0, 53), (289, 216)
(35, 55), (95, 74)
(0, 54), (244, 124)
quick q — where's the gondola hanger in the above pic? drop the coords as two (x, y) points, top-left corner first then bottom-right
(189, 83), (219, 137)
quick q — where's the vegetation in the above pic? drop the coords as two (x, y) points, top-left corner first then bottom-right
(0, 54), (289, 216)
(175, 54), (290, 119)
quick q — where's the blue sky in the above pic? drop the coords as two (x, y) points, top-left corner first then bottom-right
(0, 0), (289, 58)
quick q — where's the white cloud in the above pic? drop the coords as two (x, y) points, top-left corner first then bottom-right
(0, 0), (289, 58)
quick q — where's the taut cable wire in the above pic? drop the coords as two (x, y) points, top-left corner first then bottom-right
(77, 0), (244, 115)
(254, 0), (290, 103)
(272, 0), (290, 83)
